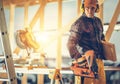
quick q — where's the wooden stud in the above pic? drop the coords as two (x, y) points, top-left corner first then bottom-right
(24, 3), (29, 27)
(21, 74), (27, 84)
(77, 0), (82, 16)
(9, 4), (15, 52)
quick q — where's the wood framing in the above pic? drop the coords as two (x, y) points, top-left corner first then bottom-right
(29, 0), (46, 29)
(2, 0), (120, 84)
(105, 0), (120, 41)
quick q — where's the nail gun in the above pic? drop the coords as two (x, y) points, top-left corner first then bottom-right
(71, 55), (98, 79)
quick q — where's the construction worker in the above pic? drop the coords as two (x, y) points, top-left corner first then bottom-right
(67, 0), (106, 84)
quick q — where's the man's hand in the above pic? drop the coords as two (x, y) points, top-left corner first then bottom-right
(84, 50), (95, 69)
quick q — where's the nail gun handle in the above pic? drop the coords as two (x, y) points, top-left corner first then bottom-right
(86, 55), (94, 71)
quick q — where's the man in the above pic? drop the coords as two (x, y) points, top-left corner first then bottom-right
(67, 0), (106, 84)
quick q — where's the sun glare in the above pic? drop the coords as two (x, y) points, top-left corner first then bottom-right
(34, 32), (49, 45)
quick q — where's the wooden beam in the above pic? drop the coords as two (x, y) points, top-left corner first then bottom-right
(105, 0), (120, 41)
(98, 0), (104, 5)
(37, 75), (44, 84)
(24, 2), (29, 27)
(21, 74), (27, 84)
(29, 0), (46, 29)
(96, 3), (103, 22)
(77, 0), (82, 15)
(76, 1), (82, 83)
(39, 0), (46, 31)
(0, 73), (8, 84)
(75, 76), (81, 84)
(96, 0), (105, 22)
(29, 7), (41, 29)
(56, 0), (62, 69)
(37, 1), (45, 84)
(3, 0), (71, 7)
(9, 3), (15, 52)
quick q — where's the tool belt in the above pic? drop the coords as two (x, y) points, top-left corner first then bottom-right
(70, 56), (98, 79)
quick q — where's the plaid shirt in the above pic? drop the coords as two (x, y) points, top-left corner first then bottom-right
(67, 14), (105, 59)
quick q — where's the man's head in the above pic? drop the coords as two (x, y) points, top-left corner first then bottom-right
(83, 0), (99, 18)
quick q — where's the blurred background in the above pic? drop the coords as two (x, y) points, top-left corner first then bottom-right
(0, 0), (120, 84)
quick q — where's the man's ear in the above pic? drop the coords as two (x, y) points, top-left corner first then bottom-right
(95, 4), (99, 13)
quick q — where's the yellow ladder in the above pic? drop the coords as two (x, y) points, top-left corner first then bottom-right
(0, 0), (17, 84)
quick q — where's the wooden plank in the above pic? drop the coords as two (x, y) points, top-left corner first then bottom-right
(105, 0), (120, 41)
(39, 0), (46, 31)
(9, 4), (15, 52)
(77, 0), (82, 15)
(56, 0), (62, 69)
(0, 73), (9, 84)
(24, 3), (29, 27)
(0, 73), (8, 79)
(21, 74), (27, 84)
(75, 76), (81, 84)
(98, 0), (105, 5)
(96, 3), (103, 22)
(29, 0), (46, 29)
(37, 74), (44, 84)
(55, 1), (62, 83)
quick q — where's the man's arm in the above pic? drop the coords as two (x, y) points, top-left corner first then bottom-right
(67, 24), (82, 59)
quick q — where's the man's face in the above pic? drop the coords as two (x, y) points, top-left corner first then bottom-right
(84, 6), (96, 18)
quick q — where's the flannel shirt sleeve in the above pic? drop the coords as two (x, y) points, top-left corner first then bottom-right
(67, 23), (83, 59)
